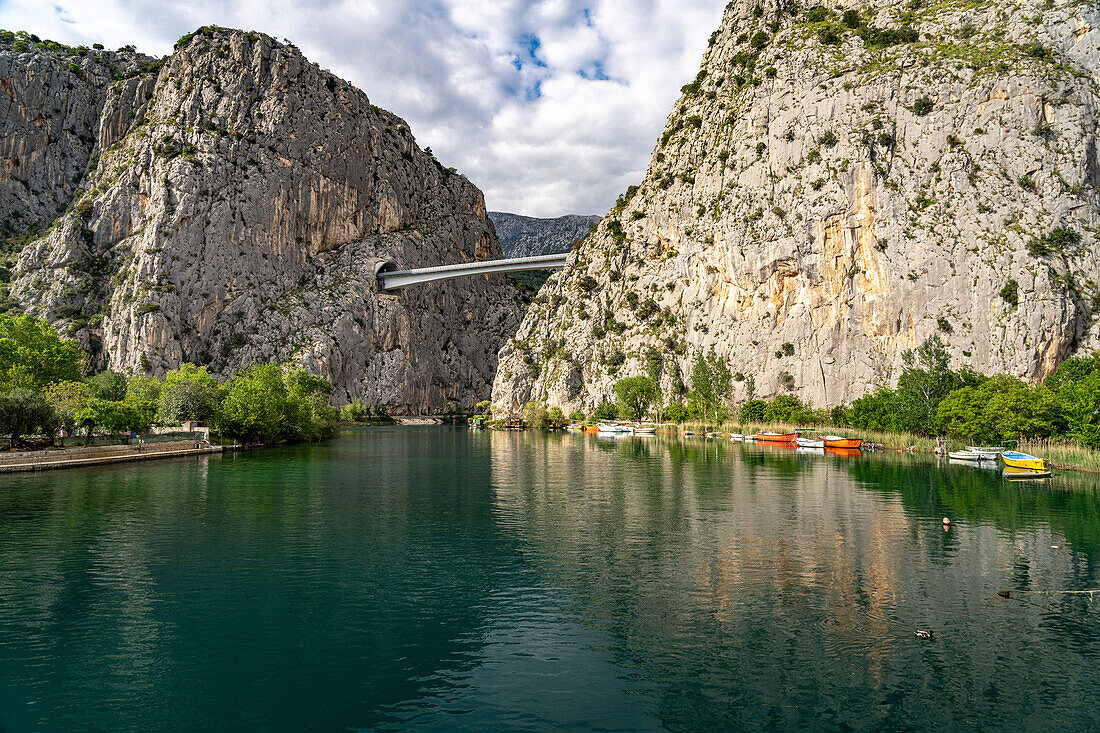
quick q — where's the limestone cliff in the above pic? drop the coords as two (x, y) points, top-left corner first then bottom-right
(1, 27), (523, 413)
(493, 0), (1100, 414)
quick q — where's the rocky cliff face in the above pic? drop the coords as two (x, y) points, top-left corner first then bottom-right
(493, 0), (1100, 414)
(1, 27), (524, 413)
(489, 211), (599, 258)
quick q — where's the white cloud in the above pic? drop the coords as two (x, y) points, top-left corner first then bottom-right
(0, 0), (726, 216)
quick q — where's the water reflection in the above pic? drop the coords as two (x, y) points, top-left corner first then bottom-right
(0, 429), (1097, 731)
(488, 432), (1100, 730)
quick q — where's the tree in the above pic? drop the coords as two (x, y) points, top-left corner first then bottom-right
(79, 398), (154, 442)
(87, 370), (128, 401)
(895, 336), (965, 434)
(521, 400), (549, 428)
(1056, 370), (1100, 448)
(593, 401), (618, 420)
(936, 376), (1062, 443)
(764, 394), (804, 423)
(614, 376), (657, 420)
(41, 380), (91, 434)
(689, 352), (731, 422)
(217, 363), (335, 443)
(849, 388), (897, 432)
(159, 363), (222, 424)
(218, 363), (287, 443)
(126, 375), (162, 405)
(0, 314), (84, 390)
(0, 388), (60, 447)
(740, 400), (767, 422)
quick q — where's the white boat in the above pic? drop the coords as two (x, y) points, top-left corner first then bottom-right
(705, 432), (719, 439)
(948, 450), (984, 462)
(596, 422), (635, 434)
(682, 430), (696, 437)
(795, 436), (825, 448)
(634, 425), (656, 435)
(967, 446), (1005, 461)
(730, 433), (744, 442)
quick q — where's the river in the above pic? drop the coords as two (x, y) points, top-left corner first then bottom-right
(1, 427), (1098, 730)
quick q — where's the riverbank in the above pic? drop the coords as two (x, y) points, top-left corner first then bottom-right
(647, 421), (1100, 474)
(0, 441), (240, 473)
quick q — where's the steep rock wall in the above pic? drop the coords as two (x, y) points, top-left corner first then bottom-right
(493, 0), (1100, 414)
(2, 28), (523, 413)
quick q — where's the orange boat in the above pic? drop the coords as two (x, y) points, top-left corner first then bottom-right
(755, 432), (798, 443)
(823, 435), (863, 449)
(584, 424), (601, 434)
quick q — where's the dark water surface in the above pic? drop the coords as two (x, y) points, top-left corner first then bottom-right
(2, 428), (1099, 731)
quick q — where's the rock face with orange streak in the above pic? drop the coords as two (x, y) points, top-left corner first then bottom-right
(2, 27), (522, 413)
(493, 0), (1100, 413)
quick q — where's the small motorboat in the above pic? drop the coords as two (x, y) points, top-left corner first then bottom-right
(705, 432), (719, 439)
(755, 432), (798, 443)
(948, 450), (984, 462)
(823, 435), (863, 449)
(583, 424), (601, 434)
(795, 436), (825, 448)
(683, 430), (696, 437)
(1000, 450), (1046, 471)
(597, 422), (632, 434)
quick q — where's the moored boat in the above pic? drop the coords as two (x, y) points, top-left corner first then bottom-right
(948, 450), (984, 462)
(583, 424), (601, 434)
(634, 425), (656, 435)
(730, 433), (745, 442)
(967, 446), (1005, 460)
(683, 430), (696, 437)
(823, 435), (863, 449)
(795, 436), (825, 448)
(1000, 450), (1046, 471)
(755, 432), (798, 443)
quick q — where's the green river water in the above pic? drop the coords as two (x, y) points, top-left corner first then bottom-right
(1, 427), (1099, 731)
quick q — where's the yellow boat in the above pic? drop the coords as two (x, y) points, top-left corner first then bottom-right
(1000, 451), (1046, 471)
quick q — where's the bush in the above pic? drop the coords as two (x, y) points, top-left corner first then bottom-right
(740, 400), (767, 422)
(751, 31), (770, 50)
(912, 97), (934, 116)
(593, 401), (618, 420)
(1000, 279), (1019, 307)
(805, 6), (835, 22)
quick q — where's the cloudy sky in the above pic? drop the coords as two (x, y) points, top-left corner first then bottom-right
(0, 0), (727, 217)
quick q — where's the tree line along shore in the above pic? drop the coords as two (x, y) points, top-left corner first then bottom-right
(0, 313), (341, 449)
(487, 337), (1100, 472)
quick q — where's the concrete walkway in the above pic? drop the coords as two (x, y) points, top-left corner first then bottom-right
(0, 442), (239, 473)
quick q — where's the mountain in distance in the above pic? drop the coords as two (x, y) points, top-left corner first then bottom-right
(0, 26), (524, 414)
(492, 0), (1100, 415)
(488, 211), (600, 258)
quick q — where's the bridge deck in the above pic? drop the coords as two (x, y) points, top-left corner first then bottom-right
(378, 253), (569, 291)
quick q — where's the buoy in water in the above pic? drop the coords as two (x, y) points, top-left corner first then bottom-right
(942, 517), (951, 526)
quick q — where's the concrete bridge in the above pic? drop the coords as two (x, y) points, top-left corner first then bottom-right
(375, 253), (569, 292)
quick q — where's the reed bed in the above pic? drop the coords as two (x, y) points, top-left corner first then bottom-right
(1020, 440), (1100, 474)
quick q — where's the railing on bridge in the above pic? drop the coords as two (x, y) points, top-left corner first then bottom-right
(376, 253), (569, 292)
